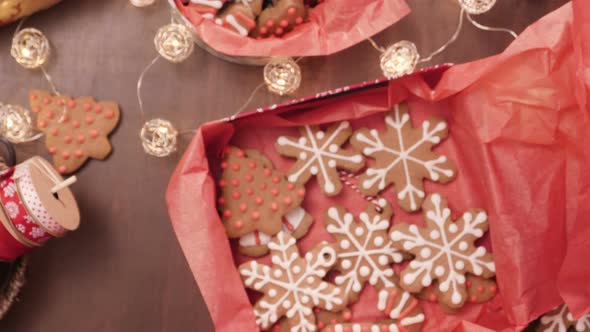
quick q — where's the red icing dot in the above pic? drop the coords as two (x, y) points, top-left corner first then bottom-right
(223, 146), (231, 156)
(90, 129), (99, 138)
(43, 97), (51, 105)
(232, 164), (240, 171)
(223, 210), (232, 218)
(477, 285), (484, 293)
(218, 197), (225, 205)
(330, 318), (337, 324)
(46, 111), (55, 119)
(280, 20), (289, 28)
(317, 322), (325, 329)
(94, 104), (103, 113)
(272, 176), (280, 183)
(74, 150), (83, 158)
(275, 28), (284, 36)
(39, 120), (48, 129)
(231, 179), (239, 187)
(234, 220), (243, 229)
(32, 106), (41, 113)
(236, 149), (245, 158)
(30, 94), (37, 100)
(48, 147), (57, 154)
(83, 103), (92, 111)
(56, 99), (65, 106)
(58, 166), (67, 174)
(77, 135), (86, 144)
(239, 203), (247, 212)
(254, 197), (263, 205)
(266, 20), (274, 27)
(251, 211), (260, 221)
(218, 179), (227, 187)
(297, 188), (305, 197)
(50, 128), (59, 136)
(270, 188), (279, 196)
(428, 293), (437, 302)
(273, 325), (281, 332)
(85, 116), (95, 124)
(246, 188), (254, 196)
(287, 7), (296, 15)
(466, 280), (472, 287)
(260, 27), (268, 34)
(313, 308), (320, 314)
(105, 109), (114, 119)
(247, 161), (256, 169)
(270, 202), (278, 211)
(259, 183), (267, 190)
(61, 151), (71, 159)
(232, 191), (241, 199)
(263, 168), (272, 176)
(64, 136), (73, 144)
(59, 114), (70, 123)
(342, 310), (352, 321)
(470, 295), (478, 302)
(283, 197), (293, 206)
(489, 285), (497, 293)
(287, 183), (295, 190)
(295, 17), (304, 24)
(221, 161), (229, 169)
(245, 174), (253, 182)
(72, 120), (80, 128)
(68, 100), (77, 108)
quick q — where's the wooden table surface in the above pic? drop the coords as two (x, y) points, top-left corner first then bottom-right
(0, 0), (568, 331)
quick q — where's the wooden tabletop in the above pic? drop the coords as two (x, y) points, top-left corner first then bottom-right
(0, 0), (567, 331)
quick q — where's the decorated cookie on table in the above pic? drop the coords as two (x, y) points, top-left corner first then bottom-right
(275, 121), (365, 197)
(535, 304), (590, 332)
(350, 103), (456, 212)
(217, 146), (312, 257)
(29, 90), (120, 174)
(418, 274), (498, 312)
(239, 232), (347, 332)
(390, 193), (496, 310)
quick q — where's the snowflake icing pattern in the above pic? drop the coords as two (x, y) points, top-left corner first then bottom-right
(538, 304), (590, 332)
(324, 199), (403, 302)
(390, 193), (495, 308)
(239, 232), (346, 332)
(351, 103), (456, 212)
(276, 121), (364, 196)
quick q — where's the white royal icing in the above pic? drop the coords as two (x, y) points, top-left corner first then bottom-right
(190, 0), (223, 8)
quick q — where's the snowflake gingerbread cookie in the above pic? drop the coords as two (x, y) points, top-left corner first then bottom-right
(350, 103), (456, 212)
(217, 147), (313, 257)
(324, 198), (403, 303)
(418, 274), (497, 311)
(239, 232), (347, 332)
(275, 121), (365, 196)
(390, 193), (495, 309)
(536, 304), (590, 332)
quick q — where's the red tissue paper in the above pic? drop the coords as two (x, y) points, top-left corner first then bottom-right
(166, 2), (590, 331)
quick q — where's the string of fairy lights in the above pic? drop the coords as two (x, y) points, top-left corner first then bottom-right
(0, 0), (511, 160)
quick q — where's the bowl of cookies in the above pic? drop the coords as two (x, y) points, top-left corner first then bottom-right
(169, 0), (410, 65)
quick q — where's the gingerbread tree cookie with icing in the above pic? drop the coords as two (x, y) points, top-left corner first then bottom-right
(217, 147), (312, 257)
(29, 90), (120, 174)
(239, 232), (347, 332)
(324, 199), (403, 303)
(275, 121), (365, 197)
(536, 304), (590, 332)
(350, 103), (456, 212)
(390, 193), (495, 309)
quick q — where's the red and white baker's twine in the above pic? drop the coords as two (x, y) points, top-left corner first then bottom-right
(338, 171), (383, 212)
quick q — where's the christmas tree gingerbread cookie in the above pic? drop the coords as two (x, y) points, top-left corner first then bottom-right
(350, 103), (456, 212)
(217, 146), (313, 257)
(275, 121), (365, 197)
(29, 90), (120, 174)
(390, 193), (495, 309)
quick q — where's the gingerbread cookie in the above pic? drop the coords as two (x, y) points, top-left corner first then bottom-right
(239, 232), (347, 332)
(350, 103), (456, 212)
(217, 146), (312, 257)
(390, 193), (495, 309)
(419, 274), (497, 312)
(536, 304), (590, 332)
(215, 0), (263, 36)
(255, 0), (307, 38)
(276, 121), (365, 196)
(181, 0), (228, 19)
(29, 90), (120, 174)
(324, 199), (403, 303)
(324, 287), (424, 332)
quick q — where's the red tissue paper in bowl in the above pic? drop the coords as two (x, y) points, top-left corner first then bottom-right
(172, 0), (410, 57)
(166, 1), (590, 331)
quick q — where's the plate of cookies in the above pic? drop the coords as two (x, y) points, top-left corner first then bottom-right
(169, 0), (410, 64)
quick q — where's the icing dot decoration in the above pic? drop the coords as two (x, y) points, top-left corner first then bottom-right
(140, 118), (178, 157)
(380, 40), (419, 79)
(130, 0), (156, 7)
(11, 28), (50, 69)
(0, 103), (35, 143)
(458, 0), (496, 14)
(154, 23), (194, 63)
(263, 57), (301, 96)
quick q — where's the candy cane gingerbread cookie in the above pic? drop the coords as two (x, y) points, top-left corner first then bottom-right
(217, 147), (312, 257)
